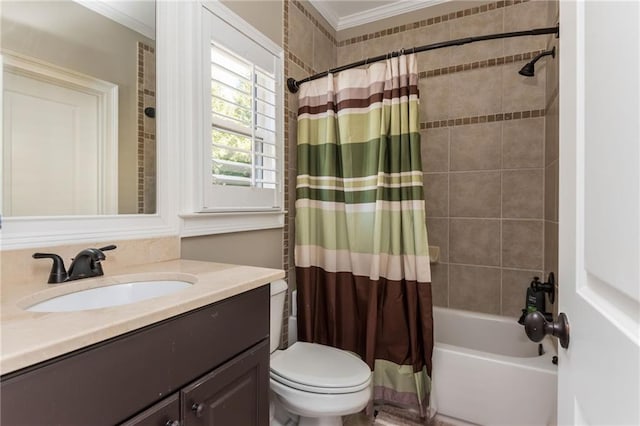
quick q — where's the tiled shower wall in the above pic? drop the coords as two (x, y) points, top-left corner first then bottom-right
(544, 1), (560, 313)
(335, 0), (559, 316)
(283, 0), (338, 345)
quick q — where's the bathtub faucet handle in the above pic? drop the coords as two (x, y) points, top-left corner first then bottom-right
(531, 272), (555, 304)
(524, 311), (570, 349)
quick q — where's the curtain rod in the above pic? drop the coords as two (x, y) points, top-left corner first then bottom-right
(286, 25), (559, 93)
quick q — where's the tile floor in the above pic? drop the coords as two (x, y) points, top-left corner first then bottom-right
(343, 406), (456, 426)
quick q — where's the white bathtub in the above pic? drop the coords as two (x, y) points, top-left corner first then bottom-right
(431, 307), (557, 426)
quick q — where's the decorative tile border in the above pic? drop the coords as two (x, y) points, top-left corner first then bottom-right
(419, 50), (543, 78)
(339, 0), (530, 47)
(420, 109), (545, 129)
(136, 42), (156, 214)
(288, 51), (316, 75)
(292, 0), (337, 46)
(282, 0), (292, 347)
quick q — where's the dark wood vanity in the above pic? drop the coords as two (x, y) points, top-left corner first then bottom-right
(0, 286), (270, 426)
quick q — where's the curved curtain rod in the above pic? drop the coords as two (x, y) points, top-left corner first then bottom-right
(287, 24), (559, 93)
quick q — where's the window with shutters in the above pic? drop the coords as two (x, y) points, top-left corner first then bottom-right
(200, 4), (283, 213)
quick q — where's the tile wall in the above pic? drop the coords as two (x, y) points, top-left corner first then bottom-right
(137, 42), (156, 214)
(543, 1), (559, 314)
(335, 0), (557, 316)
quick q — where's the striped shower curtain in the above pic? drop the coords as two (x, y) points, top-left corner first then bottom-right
(295, 53), (434, 416)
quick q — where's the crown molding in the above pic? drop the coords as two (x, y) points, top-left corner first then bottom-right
(309, 0), (449, 32)
(307, 0), (340, 31)
(339, 0), (449, 31)
(72, 0), (156, 40)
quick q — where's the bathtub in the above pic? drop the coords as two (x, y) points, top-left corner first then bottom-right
(431, 307), (557, 426)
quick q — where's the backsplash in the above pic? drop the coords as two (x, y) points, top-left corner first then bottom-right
(0, 236), (180, 300)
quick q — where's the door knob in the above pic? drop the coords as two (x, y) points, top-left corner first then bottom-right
(524, 311), (570, 349)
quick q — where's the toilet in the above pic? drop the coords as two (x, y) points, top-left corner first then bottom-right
(269, 280), (372, 426)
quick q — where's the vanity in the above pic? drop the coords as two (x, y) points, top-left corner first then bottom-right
(0, 259), (284, 425)
(1, 1), (286, 423)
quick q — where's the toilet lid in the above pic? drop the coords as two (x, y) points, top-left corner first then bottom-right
(270, 342), (371, 392)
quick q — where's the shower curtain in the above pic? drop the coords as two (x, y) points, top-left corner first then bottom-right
(295, 53), (434, 416)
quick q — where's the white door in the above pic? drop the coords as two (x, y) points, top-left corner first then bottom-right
(2, 55), (118, 216)
(558, 2), (640, 425)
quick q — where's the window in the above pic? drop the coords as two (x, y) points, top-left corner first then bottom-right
(200, 4), (283, 212)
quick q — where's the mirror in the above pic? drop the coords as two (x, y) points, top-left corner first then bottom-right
(1, 0), (156, 216)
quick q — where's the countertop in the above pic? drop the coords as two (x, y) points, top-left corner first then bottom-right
(0, 259), (285, 375)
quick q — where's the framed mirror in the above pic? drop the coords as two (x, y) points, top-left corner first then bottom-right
(1, 0), (180, 249)
(2, 0), (156, 216)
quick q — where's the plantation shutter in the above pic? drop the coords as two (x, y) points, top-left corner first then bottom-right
(202, 10), (281, 211)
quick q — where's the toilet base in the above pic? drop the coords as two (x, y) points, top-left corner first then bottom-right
(271, 391), (299, 425)
(298, 416), (342, 426)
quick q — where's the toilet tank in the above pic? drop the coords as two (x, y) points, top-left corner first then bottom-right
(270, 280), (288, 353)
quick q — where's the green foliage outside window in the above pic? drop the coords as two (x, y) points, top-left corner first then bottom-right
(212, 77), (253, 182)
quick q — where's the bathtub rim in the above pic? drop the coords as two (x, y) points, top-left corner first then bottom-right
(432, 306), (558, 374)
(433, 305), (544, 324)
(434, 341), (557, 373)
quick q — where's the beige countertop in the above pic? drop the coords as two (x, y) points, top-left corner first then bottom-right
(0, 259), (284, 375)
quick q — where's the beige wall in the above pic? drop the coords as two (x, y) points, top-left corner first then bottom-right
(1, 0), (154, 214)
(181, 229), (283, 270)
(179, 2), (286, 303)
(220, 0), (283, 47)
(336, 0), (556, 317)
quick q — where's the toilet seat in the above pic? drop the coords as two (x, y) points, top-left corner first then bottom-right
(270, 342), (371, 394)
(270, 369), (371, 394)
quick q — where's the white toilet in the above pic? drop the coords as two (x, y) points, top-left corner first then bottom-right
(269, 280), (372, 426)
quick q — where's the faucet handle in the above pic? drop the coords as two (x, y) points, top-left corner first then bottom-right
(99, 245), (117, 252)
(32, 253), (68, 284)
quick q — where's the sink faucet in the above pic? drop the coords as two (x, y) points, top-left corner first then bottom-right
(67, 248), (107, 281)
(33, 245), (116, 284)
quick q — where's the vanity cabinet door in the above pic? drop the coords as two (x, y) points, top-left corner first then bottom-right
(0, 286), (269, 426)
(120, 393), (180, 426)
(181, 339), (269, 426)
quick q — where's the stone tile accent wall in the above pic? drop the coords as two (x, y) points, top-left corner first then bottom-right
(338, 0), (537, 48)
(283, 0), (560, 319)
(337, 0), (556, 317)
(543, 0), (559, 316)
(137, 42), (156, 214)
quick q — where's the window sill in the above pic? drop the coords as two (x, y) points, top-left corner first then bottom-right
(179, 210), (285, 237)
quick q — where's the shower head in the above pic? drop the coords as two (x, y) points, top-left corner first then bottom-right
(518, 47), (556, 77)
(518, 61), (536, 77)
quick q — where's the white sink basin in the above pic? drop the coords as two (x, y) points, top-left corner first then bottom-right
(26, 280), (193, 312)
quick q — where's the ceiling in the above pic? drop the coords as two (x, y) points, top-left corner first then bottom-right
(308, 0), (447, 31)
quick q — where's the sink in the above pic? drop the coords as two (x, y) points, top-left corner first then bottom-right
(26, 280), (193, 312)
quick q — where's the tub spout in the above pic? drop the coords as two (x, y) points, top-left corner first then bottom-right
(517, 309), (528, 325)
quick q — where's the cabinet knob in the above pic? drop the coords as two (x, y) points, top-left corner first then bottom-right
(191, 402), (204, 418)
(165, 421), (180, 426)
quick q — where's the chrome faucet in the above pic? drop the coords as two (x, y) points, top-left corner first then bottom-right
(33, 245), (116, 284)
